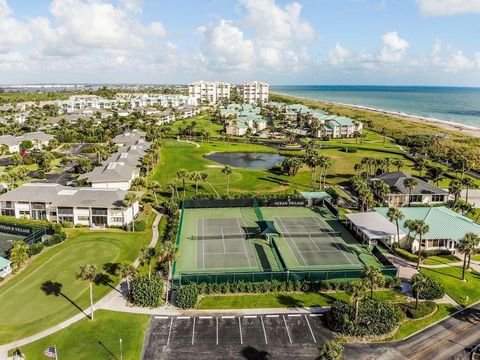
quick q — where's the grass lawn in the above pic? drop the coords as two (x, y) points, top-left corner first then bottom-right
(423, 255), (461, 266)
(196, 290), (406, 310)
(151, 138), (418, 197)
(0, 211), (155, 344)
(420, 266), (480, 306)
(388, 304), (458, 341)
(169, 112), (224, 137)
(12, 310), (149, 360)
(472, 253), (480, 262)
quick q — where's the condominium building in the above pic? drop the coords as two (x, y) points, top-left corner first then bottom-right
(242, 81), (269, 104)
(188, 81), (231, 104)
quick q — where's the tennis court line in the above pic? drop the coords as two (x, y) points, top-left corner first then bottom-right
(236, 217), (251, 268)
(274, 216), (308, 267)
(220, 225), (226, 255)
(302, 224), (323, 253)
(202, 218), (206, 270)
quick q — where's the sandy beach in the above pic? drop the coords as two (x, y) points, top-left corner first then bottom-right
(273, 92), (480, 138)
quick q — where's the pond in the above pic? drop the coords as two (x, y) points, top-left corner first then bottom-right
(204, 152), (286, 169)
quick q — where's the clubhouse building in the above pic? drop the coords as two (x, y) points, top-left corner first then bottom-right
(0, 183), (141, 228)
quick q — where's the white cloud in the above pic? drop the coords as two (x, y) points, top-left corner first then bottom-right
(329, 43), (350, 65)
(417, 0), (480, 16)
(0, 0), (32, 53)
(442, 50), (476, 72)
(379, 31), (409, 62)
(197, 20), (254, 71)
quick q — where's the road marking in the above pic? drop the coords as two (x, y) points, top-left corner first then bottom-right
(221, 315), (235, 319)
(260, 316), (268, 344)
(177, 316), (190, 319)
(283, 315), (292, 343)
(304, 315), (317, 344)
(266, 314), (279, 318)
(155, 316), (169, 319)
(216, 317), (219, 345)
(167, 317), (173, 346)
(192, 317), (196, 345)
(244, 315), (257, 318)
(309, 314), (323, 317)
(199, 316), (213, 319)
(238, 317), (243, 345)
(287, 314), (301, 317)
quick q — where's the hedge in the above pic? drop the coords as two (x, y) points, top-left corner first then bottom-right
(175, 284), (198, 309)
(395, 248), (418, 262)
(326, 299), (403, 338)
(131, 275), (164, 307)
(399, 301), (437, 319)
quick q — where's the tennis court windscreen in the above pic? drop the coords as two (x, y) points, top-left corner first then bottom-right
(253, 198), (264, 221)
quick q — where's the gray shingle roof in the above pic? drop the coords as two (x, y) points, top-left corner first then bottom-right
(79, 161), (136, 183)
(372, 172), (447, 195)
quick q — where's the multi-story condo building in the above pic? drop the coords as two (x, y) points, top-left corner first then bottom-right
(188, 81), (231, 104)
(242, 81), (269, 104)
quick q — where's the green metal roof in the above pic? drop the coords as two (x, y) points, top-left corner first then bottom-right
(375, 206), (480, 241)
(0, 256), (11, 268)
(330, 116), (355, 126)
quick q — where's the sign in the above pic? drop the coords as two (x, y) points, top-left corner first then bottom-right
(0, 223), (32, 235)
(266, 198), (307, 207)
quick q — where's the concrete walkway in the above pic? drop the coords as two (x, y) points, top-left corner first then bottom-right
(0, 210), (162, 359)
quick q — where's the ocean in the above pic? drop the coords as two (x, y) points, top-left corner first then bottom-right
(271, 85), (480, 129)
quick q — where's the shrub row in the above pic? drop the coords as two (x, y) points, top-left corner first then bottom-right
(175, 277), (401, 305)
(131, 274), (164, 307)
(26, 232), (67, 257)
(394, 248), (418, 262)
(0, 215), (60, 233)
(399, 301), (437, 319)
(175, 284), (198, 309)
(411, 275), (445, 300)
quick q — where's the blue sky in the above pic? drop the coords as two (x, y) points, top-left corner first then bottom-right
(1, 0), (480, 85)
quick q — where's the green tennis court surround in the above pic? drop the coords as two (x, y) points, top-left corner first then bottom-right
(172, 205), (396, 286)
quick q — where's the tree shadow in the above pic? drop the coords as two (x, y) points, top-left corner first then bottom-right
(41, 280), (91, 319)
(97, 340), (118, 360)
(103, 262), (119, 276)
(275, 294), (304, 308)
(240, 346), (271, 360)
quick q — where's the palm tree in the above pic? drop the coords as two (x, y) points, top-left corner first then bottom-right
(115, 261), (136, 296)
(410, 273), (429, 310)
(9, 240), (28, 272)
(320, 156), (332, 190)
(76, 264), (97, 320)
(403, 177), (418, 206)
(222, 165), (233, 196)
(413, 158), (427, 177)
(427, 166), (444, 186)
(373, 180), (390, 205)
(149, 181), (162, 206)
(167, 180), (178, 200)
(404, 219), (416, 249)
(413, 220), (430, 269)
(303, 152), (320, 190)
(392, 159), (404, 172)
(139, 246), (156, 279)
(448, 179), (463, 207)
(387, 207), (404, 245)
(157, 241), (176, 301)
(462, 177), (475, 203)
(124, 192), (139, 232)
(353, 163), (363, 176)
(176, 169), (189, 197)
(345, 281), (367, 322)
(190, 172), (203, 196)
(362, 265), (384, 299)
(458, 232), (480, 280)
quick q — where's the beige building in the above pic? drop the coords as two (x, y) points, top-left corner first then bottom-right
(242, 81), (269, 104)
(188, 81), (231, 104)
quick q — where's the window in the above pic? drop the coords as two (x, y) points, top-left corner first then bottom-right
(112, 217), (123, 222)
(409, 195), (422, 203)
(77, 216), (89, 221)
(431, 195), (445, 202)
(19, 211), (30, 215)
(1, 209), (14, 217)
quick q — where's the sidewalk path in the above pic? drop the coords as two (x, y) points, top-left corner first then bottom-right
(0, 210), (162, 359)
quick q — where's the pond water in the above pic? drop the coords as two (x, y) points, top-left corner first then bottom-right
(204, 152), (286, 169)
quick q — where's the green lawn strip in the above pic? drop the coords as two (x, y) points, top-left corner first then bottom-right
(423, 255), (461, 266)
(196, 290), (405, 310)
(0, 212), (154, 344)
(11, 310), (149, 360)
(388, 304), (458, 341)
(420, 266), (480, 306)
(471, 253), (480, 261)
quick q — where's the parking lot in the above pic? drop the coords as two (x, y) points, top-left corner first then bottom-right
(143, 313), (332, 359)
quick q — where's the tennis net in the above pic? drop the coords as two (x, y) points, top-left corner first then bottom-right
(280, 231), (342, 238)
(191, 233), (256, 241)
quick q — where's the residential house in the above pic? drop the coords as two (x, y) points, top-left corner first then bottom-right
(371, 172), (448, 206)
(0, 183), (141, 227)
(0, 131), (53, 153)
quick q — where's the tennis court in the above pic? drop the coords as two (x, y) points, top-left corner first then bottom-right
(194, 217), (258, 270)
(273, 215), (361, 268)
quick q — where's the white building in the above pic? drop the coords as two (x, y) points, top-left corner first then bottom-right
(0, 131), (53, 153)
(242, 81), (269, 104)
(189, 81), (231, 104)
(0, 183), (141, 228)
(0, 256), (12, 277)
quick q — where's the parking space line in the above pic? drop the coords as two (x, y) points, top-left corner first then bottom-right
(216, 317), (219, 345)
(222, 315), (235, 319)
(177, 316), (190, 319)
(287, 314), (301, 317)
(155, 316), (169, 319)
(244, 315), (257, 318)
(260, 316), (268, 344)
(282, 315), (292, 344)
(199, 316), (213, 319)
(304, 315), (317, 344)
(238, 317), (243, 345)
(309, 314), (322, 317)
(266, 314), (279, 318)
(167, 317), (173, 346)
(192, 317), (196, 345)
